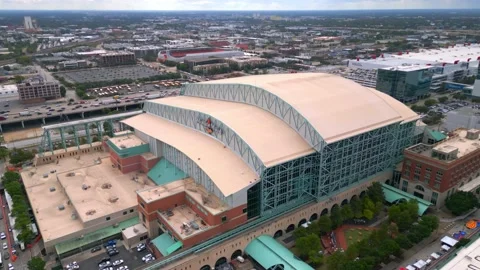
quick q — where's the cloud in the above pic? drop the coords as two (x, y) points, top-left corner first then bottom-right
(1, 0), (479, 10)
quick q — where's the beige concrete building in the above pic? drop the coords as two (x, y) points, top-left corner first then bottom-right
(21, 142), (154, 257)
(225, 56), (268, 68)
(17, 81), (61, 104)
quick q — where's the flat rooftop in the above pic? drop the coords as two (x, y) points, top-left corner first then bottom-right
(122, 114), (258, 196)
(108, 134), (146, 149)
(151, 96), (314, 167)
(406, 129), (480, 162)
(138, 178), (230, 216)
(21, 152), (156, 243)
(158, 204), (209, 240)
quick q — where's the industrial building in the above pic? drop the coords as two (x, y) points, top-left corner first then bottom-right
(184, 58), (229, 73)
(99, 52), (136, 66)
(17, 80), (61, 104)
(58, 60), (87, 70)
(346, 44), (480, 97)
(224, 56), (269, 68)
(401, 128), (480, 208)
(113, 73), (419, 262)
(158, 47), (244, 62)
(127, 45), (162, 58)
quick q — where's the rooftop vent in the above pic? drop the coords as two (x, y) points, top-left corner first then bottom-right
(43, 174), (48, 178)
(58, 205), (65, 211)
(71, 213), (77, 220)
(86, 209), (96, 216)
(102, 183), (112, 189)
(120, 144), (126, 149)
(82, 184), (90, 190)
(108, 196), (119, 203)
(49, 187), (56, 192)
(466, 129), (480, 140)
(66, 172), (75, 177)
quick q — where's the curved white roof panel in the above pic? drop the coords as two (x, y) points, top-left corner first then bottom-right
(200, 73), (419, 143)
(150, 96), (314, 167)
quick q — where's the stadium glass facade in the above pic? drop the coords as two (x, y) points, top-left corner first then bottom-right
(376, 67), (433, 102)
(143, 82), (417, 219)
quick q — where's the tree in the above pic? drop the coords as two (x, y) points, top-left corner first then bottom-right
(410, 105), (429, 113)
(362, 196), (376, 219)
(0, 147), (9, 161)
(363, 209), (374, 220)
(296, 234), (321, 258)
(308, 251), (324, 267)
(326, 251), (347, 270)
(60, 86), (66, 97)
(14, 75), (25, 84)
(366, 182), (385, 204)
(395, 234), (413, 249)
(438, 96), (448, 103)
(455, 238), (471, 248)
(9, 148), (34, 165)
(350, 196), (363, 218)
(318, 215), (332, 235)
(424, 99), (438, 107)
(293, 227), (310, 239)
(16, 56), (32, 65)
(445, 191), (479, 216)
(341, 204), (354, 221)
(28, 257), (46, 270)
(330, 206), (344, 229)
(419, 215), (439, 232)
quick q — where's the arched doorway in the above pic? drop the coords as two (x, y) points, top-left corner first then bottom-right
(341, 199), (348, 206)
(331, 204), (339, 213)
(350, 195), (358, 202)
(274, 230), (283, 239)
(200, 265), (211, 270)
(231, 249), (242, 260)
(310, 213), (318, 221)
(321, 208), (328, 216)
(360, 191), (366, 198)
(215, 257), (227, 268)
(286, 224), (295, 233)
(298, 219), (307, 228)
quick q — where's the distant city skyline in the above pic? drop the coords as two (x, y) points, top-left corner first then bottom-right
(2, 0), (479, 11)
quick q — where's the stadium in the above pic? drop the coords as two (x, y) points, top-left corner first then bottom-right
(157, 47), (244, 62)
(112, 73), (420, 265)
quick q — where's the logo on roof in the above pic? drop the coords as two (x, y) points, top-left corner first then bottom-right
(198, 116), (223, 136)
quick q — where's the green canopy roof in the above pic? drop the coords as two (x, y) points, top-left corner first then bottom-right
(428, 129), (447, 142)
(147, 158), (187, 186)
(152, 233), (183, 256)
(381, 183), (432, 216)
(55, 217), (139, 255)
(245, 235), (314, 270)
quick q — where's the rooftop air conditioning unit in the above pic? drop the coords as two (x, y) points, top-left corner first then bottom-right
(49, 187), (56, 192)
(58, 205), (65, 211)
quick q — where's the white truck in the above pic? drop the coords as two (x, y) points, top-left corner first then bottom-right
(100, 99), (119, 105)
(19, 111), (31, 116)
(146, 94), (161, 99)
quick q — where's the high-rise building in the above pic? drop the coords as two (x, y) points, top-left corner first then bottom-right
(376, 66), (433, 102)
(23, 16), (37, 31)
(99, 52), (136, 67)
(401, 129), (480, 207)
(17, 81), (61, 104)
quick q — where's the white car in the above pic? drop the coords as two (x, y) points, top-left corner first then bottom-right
(0, 232), (6, 240)
(117, 266), (129, 270)
(142, 254), (153, 262)
(8, 263), (14, 270)
(3, 243), (8, 250)
(112, 259), (124, 266)
(145, 256), (155, 263)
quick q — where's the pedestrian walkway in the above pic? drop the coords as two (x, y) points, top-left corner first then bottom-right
(440, 208), (478, 223)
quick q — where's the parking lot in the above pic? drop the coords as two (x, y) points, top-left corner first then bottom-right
(55, 66), (163, 83)
(65, 244), (153, 270)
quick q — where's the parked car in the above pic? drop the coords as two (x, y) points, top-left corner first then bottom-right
(3, 251), (9, 260)
(3, 243), (8, 250)
(113, 259), (124, 266)
(91, 246), (101, 253)
(142, 254), (153, 262)
(7, 263), (13, 270)
(98, 257), (110, 265)
(104, 240), (116, 248)
(108, 249), (119, 256)
(136, 243), (146, 252)
(0, 232), (6, 239)
(99, 261), (112, 269)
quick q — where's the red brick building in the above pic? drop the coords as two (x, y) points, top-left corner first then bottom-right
(401, 128), (480, 207)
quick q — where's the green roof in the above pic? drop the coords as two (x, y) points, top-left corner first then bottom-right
(147, 158), (188, 186)
(245, 235), (314, 270)
(428, 129), (447, 142)
(152, 233), (183, 256)
(381, 183), (432, 216)
(55, 216), (139, 255)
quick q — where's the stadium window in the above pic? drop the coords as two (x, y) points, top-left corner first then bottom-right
(242, 208), (247, 213)
(106, 217), (111, 221)
(130, 209), (134, 213)
(221, 216), (227, 222)
(123, 211), (127, 215)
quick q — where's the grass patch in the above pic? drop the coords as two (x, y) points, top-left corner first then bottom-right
(344, 228), (373, 248)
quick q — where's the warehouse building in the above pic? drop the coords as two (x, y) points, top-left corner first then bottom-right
(17, 80), (61, 104)
(99, 52), (136, 67)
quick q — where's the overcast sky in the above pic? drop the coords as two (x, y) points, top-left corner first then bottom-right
(2, 0), (479, 10)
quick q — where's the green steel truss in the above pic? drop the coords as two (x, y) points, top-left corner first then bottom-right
(181, 83), (327, 152)
(143, 102), (265, 176)
(38, 111), (142, 155)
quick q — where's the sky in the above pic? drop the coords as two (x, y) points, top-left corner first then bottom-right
(1, 0), (479, 11)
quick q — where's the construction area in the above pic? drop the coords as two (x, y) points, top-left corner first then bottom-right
(20, 145), (157, 257)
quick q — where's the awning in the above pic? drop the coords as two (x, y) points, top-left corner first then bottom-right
(151, 233), (183, 256)
(381, 183), (432, 216)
